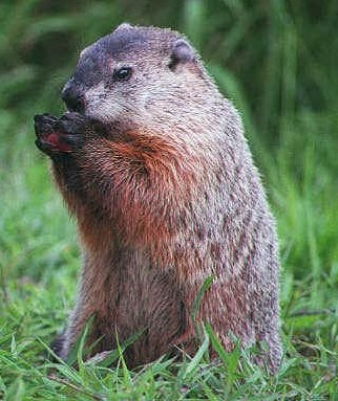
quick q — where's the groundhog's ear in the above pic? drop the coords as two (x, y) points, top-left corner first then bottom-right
(169, 39), (196, 70)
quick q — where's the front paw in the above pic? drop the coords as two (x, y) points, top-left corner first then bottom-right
(34, 112), (85, 155)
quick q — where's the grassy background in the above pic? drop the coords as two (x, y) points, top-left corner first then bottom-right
(1, 0), (337, 399)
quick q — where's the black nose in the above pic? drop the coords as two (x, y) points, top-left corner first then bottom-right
(62, 84), (85, 113)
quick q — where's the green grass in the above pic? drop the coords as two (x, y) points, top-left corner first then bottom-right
(1, 0), (338, 399)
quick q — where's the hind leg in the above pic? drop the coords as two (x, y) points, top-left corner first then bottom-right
(50, 333), (66, 358)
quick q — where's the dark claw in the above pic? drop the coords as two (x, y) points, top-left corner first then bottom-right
(35, 138), (49, 152)
(50, 334), (65, 357)
(46, 333), (65, 361)
(34, 113), (58, 123)
(34, 113), (59, 136)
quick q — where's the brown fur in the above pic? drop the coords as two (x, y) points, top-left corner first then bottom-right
(35, 23), (282, 372)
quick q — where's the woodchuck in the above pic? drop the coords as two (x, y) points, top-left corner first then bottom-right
(34, 23), (282, 373)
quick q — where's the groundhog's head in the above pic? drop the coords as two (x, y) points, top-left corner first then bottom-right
(61, 23), (212, 128)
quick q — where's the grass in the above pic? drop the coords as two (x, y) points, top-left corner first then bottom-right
(1, 0), (338, 399)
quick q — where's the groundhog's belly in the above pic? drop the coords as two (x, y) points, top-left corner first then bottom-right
(91, 260), (190, 366)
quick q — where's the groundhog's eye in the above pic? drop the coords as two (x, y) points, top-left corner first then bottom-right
(114, 66), (132, 81)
